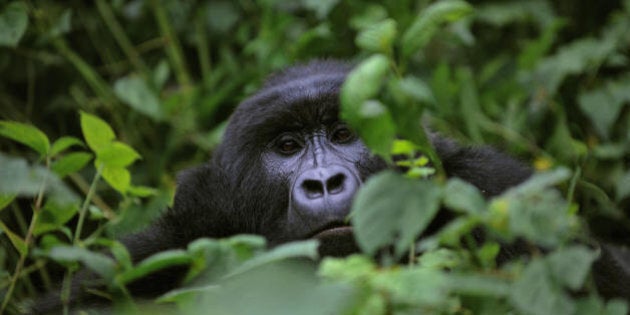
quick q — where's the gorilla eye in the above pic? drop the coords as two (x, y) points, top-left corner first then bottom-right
(332, 126), (355, 143)
(276, 137), (301, 155)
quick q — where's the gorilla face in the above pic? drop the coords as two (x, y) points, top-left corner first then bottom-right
(211, 60), (386, 246)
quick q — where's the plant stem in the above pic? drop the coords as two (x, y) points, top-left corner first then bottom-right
(0, 159), (49, 313)
(73, 164), (104, 244)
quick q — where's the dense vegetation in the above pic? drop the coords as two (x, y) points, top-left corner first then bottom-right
(1, 0), (629, 314)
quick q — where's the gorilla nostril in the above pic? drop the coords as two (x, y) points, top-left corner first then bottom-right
(302, 179), (324, 199)
(327, 173), (346, 195)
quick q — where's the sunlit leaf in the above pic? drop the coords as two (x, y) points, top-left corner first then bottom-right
(51, 152), (93, 178)
(97, 141), (141, 168)
(50, 136), (85, 157)
(0, 121), (50, 157)
(80, 111), (116, 153)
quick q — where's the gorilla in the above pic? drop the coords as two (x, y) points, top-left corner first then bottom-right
(34, 60), (629, 312)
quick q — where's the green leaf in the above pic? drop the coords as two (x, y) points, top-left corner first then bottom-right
(339, 55), (394, 157)
(356, 19), (397, 53)
(578, 76), (630, 139)
(510, 259), (575, 315)
(114, 76), (164, 121)
(372, 268), (449, 308)
(50, 136), (85, 157)
(99, 163), (131, 193)
(47, 246), (117, 281)
(401, 0), (473, 58)
(616, 171), (630, 202)
(0, 2), (29, 47)
(351, 171), (442, 257)
(546, 245), (598, 290)
(33, 201), (79, 235)
(118, 250), (191, 284)
(97, 141), (141, 168)
(443, 178), (486, 214)
(340, 54), (390, 115)
(0, 153), (78, 204)
(80, 111), (116, 153)
(51, 152), (93, 178)
(48, 9), (72, 38)
(0, 121), (50, 157)
(228, 240), (319, 277)
(127, 185), (157, 197)
(0, 220), (27, 256)
(447, 273), (510, 297)
(0, 194), (15, 212)
(356, 100), (396, 157)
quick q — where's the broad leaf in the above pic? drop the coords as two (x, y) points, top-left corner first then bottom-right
(34, 201), (79, 235)
(80, 111), (116, 153)
(351, 171), (442, 257)
(0, 121), (50, 157)
(51, 152), (93, 178)
(356, 19), (397, 53)
(97, 142), (141, 168)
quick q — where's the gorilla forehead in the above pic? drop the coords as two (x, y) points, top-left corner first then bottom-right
(223, 67), (349, 146)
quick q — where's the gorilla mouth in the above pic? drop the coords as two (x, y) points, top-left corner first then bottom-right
(309, 222), (353, 239)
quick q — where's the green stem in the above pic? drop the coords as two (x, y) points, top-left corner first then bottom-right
(73, 164), (104, 244)
(194, 13), (211, 85)
(150, 0), (192, 92)
(0, 158), (49, 313)
(95, 0), (151, 78)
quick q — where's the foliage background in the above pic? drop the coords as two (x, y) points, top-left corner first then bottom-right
(0, 0), (629, 314)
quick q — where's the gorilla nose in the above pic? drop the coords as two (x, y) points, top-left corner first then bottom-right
(292, 166), (359, 216)
(302, 173), (346, 199)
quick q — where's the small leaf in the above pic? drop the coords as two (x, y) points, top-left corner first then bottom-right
(0, 2), (29, 47)
(0, 220), (27, 256)
(33, 201), (79, 235)
(127, 185), (157, 197)
(50, 136), (85, 157)
(0, 121), (50, 157)
(351, 171), (442, 257)
(51, 152), (93, 178)
(228, 240), (319, 277)
(355, 100), (396, 157)
(401, 0), (473, 57)
(48, 9), (72, 38)
(80, 112), (116, 153)
(47, 246), (117, 281)
(118, 250), (191, 284)
(114, 76), (164, 121)
(0, 194), (15, 212)
(443, 178), (486, 214)
(356, 19), (397, 53)
(97, 142), (140, 168)
(99, 163), (131, 193)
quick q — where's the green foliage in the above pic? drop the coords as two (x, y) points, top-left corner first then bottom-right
(1, 0), (629, 314)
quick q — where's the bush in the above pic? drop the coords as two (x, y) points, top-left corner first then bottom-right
(1, 0), (629, 314)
